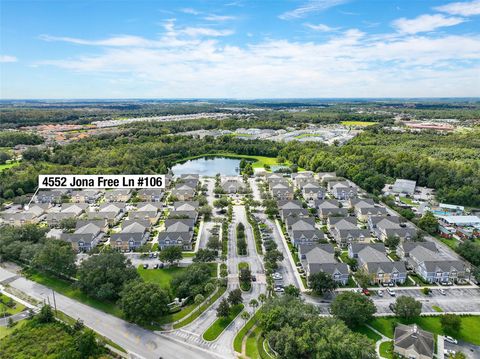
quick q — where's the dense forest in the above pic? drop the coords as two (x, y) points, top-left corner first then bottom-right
(0, 131), (44, 147)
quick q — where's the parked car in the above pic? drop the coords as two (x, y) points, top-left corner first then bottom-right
(377, 290), (383, 297)
(252, 275), (257, 282)
(153, 264), (159, 269)
(143, 264), (149, 269)
(272, 272), (283, 280)
(274, 286), (285, 293)
(444, 349), (456, 356)
(445, 336), (458, 344)
(362, 288), (370, 296)
(389, 303), (395, 311)
(440, 289), (446, 295)
(387, 287), (396, 296)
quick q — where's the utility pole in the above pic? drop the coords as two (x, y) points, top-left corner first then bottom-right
(52, 290), (57, 315)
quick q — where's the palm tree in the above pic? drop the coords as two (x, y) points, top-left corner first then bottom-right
(258, 293), (267, 304)
(241, 311), (250, 323)
(249, 298), (259, 310)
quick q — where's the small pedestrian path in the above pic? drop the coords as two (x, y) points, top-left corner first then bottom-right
(366, 324), (390, 359)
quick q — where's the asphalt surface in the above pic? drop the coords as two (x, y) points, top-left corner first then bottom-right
(4, 269), (219, 359)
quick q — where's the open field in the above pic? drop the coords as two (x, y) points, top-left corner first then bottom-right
(340, 121), (377, 127)
(0, 162), (20, 172)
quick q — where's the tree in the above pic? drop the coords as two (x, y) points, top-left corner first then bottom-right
(217, 298), (230, 318)
(171, 263), (212, 299)
(241, 311), (250, 322)
(159, 246), (183, 265)
(355, 269), (374, 289)
(0, 152), (9, 165)
(194, 294), (205, 305)
(331, 292), (376, 328)
(120, 281), (170, 325)
(214, 196), (230, 211)
(198, 205), (212, 220)
(308, 272), (337, 295)
(239, 267), (252, 284)
(77, 252), (139, 301)
(440, 314), (462, 335)
(32, 240), (76, 278)
(392, 296), (422, 319)
(418, 211), (439, 234)
(206, 237), (221, 251)
(75, 329), (103, 358)
(385, 235), (400, 249)
(37, 304), (54, 323)
(249, 298), (259, 310)
(193, 248), (216, 262)
(204, 282), (215, 293)
(228, 288), (243, 305)
(264, 249), (283, 271)
(448, 352), (466, 359)
(58, 217), (77, 230)
(258, 293), (267, 304)
(284, 284), (300, 297)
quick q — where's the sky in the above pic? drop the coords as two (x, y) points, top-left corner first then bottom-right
(0, 0), (479, 99)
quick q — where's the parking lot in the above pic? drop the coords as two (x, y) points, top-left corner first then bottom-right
(444, 340), (480, 359)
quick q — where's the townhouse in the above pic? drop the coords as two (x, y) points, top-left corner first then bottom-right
(368, 215), (417, 242)
(63, 219), (106, 252)
(314, 199), (348, 220)
(111, 219), (150, 251)
(104, 189), (132, 202)
(70, 189), (102, 204)
(327, 181), (357, 200)
(299, 243), (349, 285)
(88, 202), (125, 225)
(328, 216), (371, 247)
(128, 202), (162, 224)
(349, 198), (387, 221)
(158, 218), (195, 250)
(137, 189), (164, 202)
(302, 182), (325, 201)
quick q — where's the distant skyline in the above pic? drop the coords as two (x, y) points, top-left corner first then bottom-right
(1, 0), (480, 99)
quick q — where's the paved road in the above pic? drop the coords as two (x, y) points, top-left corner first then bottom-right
(2, 268), (219, 359)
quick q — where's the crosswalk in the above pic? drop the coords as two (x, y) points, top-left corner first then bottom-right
(166, 329), (219, 351)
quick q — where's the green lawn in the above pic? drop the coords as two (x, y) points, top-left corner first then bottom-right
(246, 326), (262, 359)
(354, 325), (382, 343)
(203, 304), (244, 341)
(379, 341), (394, 359)
(369, 316), (480, 345)
(25, 269), (123, 318)
(398, 196), (416, 206)
(234, 309), (260, 353)
(294, 133), (321, 139)
(137, 265), (187, 290)
(432, 306), (443, 312)
(0, 319), (27, 339)
(438, 236), (458, 250)
(0, 294), (26, 315)
(0, 161), (20, 172)
(173, 286), (226, 329)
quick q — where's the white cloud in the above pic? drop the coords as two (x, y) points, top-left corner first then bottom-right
(279, 0), (349, 20)
(36, 29), (480, 98)
(203, 14), (236, 22)
(392, 14), (465, 34)
(435, 0), (480, 16)
(304, 23), (339, 32)
(0, 55), (17, 63)
(180, 8), (200, 15)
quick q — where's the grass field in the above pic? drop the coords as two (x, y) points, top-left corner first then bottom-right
(354, 325), (382, 343)
(0, 294), (26, 315)
(203, 304), (244, 341)
(369, 316), (480, 345)
(246, 326), (262, 358)
(234, 310), (259, 352)
(137, 265), (188, 290)
(25, 269), (123, 318)
(340, 121), (377, 127)
(379, 341), (394, 359)
(0, 161), (20, 172)
(0, 319), (27, 339)
(294, 133), (321, 139)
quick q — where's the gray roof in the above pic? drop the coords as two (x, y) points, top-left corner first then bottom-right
(287, 217), (316, 230)
(314, 199), (340, 209)
(394, 324), (434, 358)
(369, 215), (401, 227)
(308, 262), (349, 276)
(122, 219), (150, 231)
(158, 231), (192, 243)
(366, 261), (406, 275)
(277, 200), (303, 210)
(392, 179), (416, 195)
(75, 222), (103, 235)
(358, 207), (388, 216)
(165, 219), (194, 232)
(350, 243), (386, 256)
(299, 243), (335, 264)
(281, 208), (309, 219)
(349, 198), (375, 208)
(329, 216), (357, 229)
(168, 210), (198, 219)
(136, 202), (163, 211)
(400, 241), (437, 255)
(291, 229), (325, 242)
(357, 245), (389, 264)
(174, 201), (199, 211)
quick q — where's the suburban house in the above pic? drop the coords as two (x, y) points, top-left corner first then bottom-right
(104, 189), (132, 202)
(70, 189), (102, 203)
(369, 215), (417, 241)
(170, 201), (199, 221)
(158, 218), (195, 250)
(88, 202), (125, 224)
(316, 172), (337, 183)
(111, 219), (150, 251)
(221, 178), (245, 194)
(128, 202), (162, 224)
(1, 204), (47, 226)
(46, 203), (88, 226)
(408, 244), (466, 284)
(291, 227), (325, 247)
(285, 216), (316, 232)
(271, 183), (294, 200)
(392, 179), (417, 196)
(394, 324), (434, 359)
(328, 217), (371, 246)
(397, 241), (438, 258)
(266, 173), (288, 187)
(63, 220), (106, 252)
(314, 199), (348, 220)
(137, 189), (164, 202)
(348, 243), (407, 285)
(35, 189), (67, 204)
(327, 181), (357, 200)
(281, 208), (309, 222)
(349, 198), (387, 220)
(302, 182), (325, 201)
(171, 184), (196, 201)
(292, 172), (314, 189)
(298, 243), (349, 285)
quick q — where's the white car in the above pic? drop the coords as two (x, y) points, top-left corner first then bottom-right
(272, 272), (283, 280)
(387, 288), (396, 296)
(440, 289), (446, 295)
(444, 336), (458, 344)
(444, 349), (456, 356)
(274, 286), (285, 293)
(377, 290), (384, 297)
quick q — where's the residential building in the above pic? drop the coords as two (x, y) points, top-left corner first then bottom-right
(394, 324), (434, 359)
(46, 203), (88, 226)
(128, 202), (162, 224)
(104, 189), (132, 202)
(70, 189), (102, 203)
(349, 198), (388, 220)
(292, 172), (314, 188)
(369, 215), (417, 241)
(328, 217), (370, 246)
(315, 199), (348, 220)
(35, 189), (67, 204)
(64, 220), (105, 252)
(299, 243), (349, 285)
(111, 219), (149, 251)
(328, 181), (357, 200)
(171, 184), (196, 201)
(221, 178), (245, 193)
(392, 179), (417, 196)
(88, 202), (125, 224)
(158, 218), (195, 250)
(271, 183), (294, 200)
(137, 189), (164, 202)
(302, 182), (325, 201)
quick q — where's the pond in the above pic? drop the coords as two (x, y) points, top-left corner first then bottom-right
(171, 156), (243, 176)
